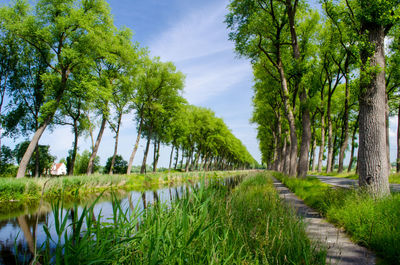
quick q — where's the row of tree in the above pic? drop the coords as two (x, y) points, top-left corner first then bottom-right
(0, 0), (255, 178)
(226, 0), (400, 197)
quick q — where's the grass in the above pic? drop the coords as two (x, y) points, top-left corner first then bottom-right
(26, 172), (325, 264)
(0, 170), (252, 218)
(274, 172), (400, 265)
(309, 170), (400, 184)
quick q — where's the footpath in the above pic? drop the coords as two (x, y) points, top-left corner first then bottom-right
(310, 175), (400, 192)
(272, 178), (376, 265)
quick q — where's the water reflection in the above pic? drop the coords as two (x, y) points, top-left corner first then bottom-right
(0, 175), (244, 264)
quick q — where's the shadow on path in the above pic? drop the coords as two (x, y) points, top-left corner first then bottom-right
(273, 178), (375, 265)
(310, 175), (400, 192)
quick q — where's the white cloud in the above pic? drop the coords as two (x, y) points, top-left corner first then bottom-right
(149, 1), (232, 63)
(148, 0), (252, 105)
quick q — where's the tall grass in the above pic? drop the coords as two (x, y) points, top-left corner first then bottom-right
(28, 172), (325, 264)
(0, 171), (249, 215)
(274, 172), (400, 264)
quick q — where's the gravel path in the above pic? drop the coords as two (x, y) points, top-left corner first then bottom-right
(273, 178), (376, 265)
(311, 175), (400, 192)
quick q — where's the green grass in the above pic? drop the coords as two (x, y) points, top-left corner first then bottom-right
(309, 170), (400, 184)
(29, 172), (325, 264)
(274, 172), (400, 265)
(0, 171), (254, 218)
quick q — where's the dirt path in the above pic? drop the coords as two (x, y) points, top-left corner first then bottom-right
(310, 175), (400, 192)
(273, 178), (375, 265)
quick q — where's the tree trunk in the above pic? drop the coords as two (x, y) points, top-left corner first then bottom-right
(185, 148), (193, 172)
(386, 94), (391, 172)
(16, 71), (68, 179)
(278, 65), (298, 176)
(87, 115), (107, 175)
(109, 113), (122, 175)
(326, 95), (333, 173)
(17, 118), (51, 178)
(311, 137), (317, 172)
(141, 131), (152, 174)
(331, 132), (338, 171)
(348, 119), (358, 172)
(318, 112), (325, 172)
(168, 145), (175, 170)
(34, 143), (40, 178)
(358, 25), (390, 197)
(174, 148), (179, 170)
(69, 123), (79, 176)
(283, 136), (290, 175)
(179, 150), (184, 169)
(338, 75), (350, 173)
(127, 118), (143, 174)
(298, 88), (311, 178)
(397, 104), (400, 172)
(153, 139), (160, 172)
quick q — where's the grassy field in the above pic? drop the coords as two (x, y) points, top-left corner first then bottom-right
(26, 172), (325, 264)
(0, 171), (250, 216)
(274, 172), (400, 264)
(309, 170), (400, 184)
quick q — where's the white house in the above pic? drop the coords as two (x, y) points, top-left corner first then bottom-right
(51, 163), (67, 176)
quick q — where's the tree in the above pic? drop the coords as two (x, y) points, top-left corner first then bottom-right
(72, 150), (100, 175)
(14, 141), (55, 177)
(343, 0), (399, 197)
(104, 155), (127, 175)
(2, 41), (48, 177)
(0, 0), (116, 178)
(107, 33), (141, 174)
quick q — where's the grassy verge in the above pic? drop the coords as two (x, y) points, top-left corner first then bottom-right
(273, 172), (400, 264)
(309, 170), (400, 184)
(0, 171), (251, 216)
(29, 172), (325, 264)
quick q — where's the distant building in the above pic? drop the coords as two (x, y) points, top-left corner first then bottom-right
(50, 163), (67, 176)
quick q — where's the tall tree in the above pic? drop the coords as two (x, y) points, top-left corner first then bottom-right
(0, 0), (116, 178)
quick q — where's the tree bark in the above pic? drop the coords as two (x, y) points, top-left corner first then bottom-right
(278, 65), (298, 176)
(87, 115), (107, 175)
(317, 111), (325, 172)
(34, 143), (40, 178)
(358, 25), (390, 197)
(283, 136), (291, 175)
(298, 88), (311, 178)
(397, 104), (400, 172)
(386, 95), (391, 172)
(126, 118), (143, 174)
(17, 118), (51, 178)
(69, 122), (79, 176)
(140, 131), (152, 174)
(338, 74), (350, 173)
(109, 113), (122, 175)
(311, 137), (317, 172)
(168, 145), (175, 170)
(326, 95), (333, 173)
(174, 147), (179, 170)
(153, 139), (160, 172)
(348, 119), (358, 172)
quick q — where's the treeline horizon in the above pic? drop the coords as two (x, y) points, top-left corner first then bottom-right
(0, 0), (257, 178)
(226, 0), (400, 197)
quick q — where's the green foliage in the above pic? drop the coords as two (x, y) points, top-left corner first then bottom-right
(274, 172), (400, 264)
(104, 155), (127, 174)
(0, 145), (15, 176)
(73, 150), (100, 175)
(14, 141), (55, 177)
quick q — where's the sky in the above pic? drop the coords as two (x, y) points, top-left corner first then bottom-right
(1, 0), (261, 167)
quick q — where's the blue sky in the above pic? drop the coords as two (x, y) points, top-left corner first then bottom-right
(2, 0), (399, 168)
(1, 0), (261, 167)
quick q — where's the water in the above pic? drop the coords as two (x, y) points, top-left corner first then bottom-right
(0, 175), (243, 264)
